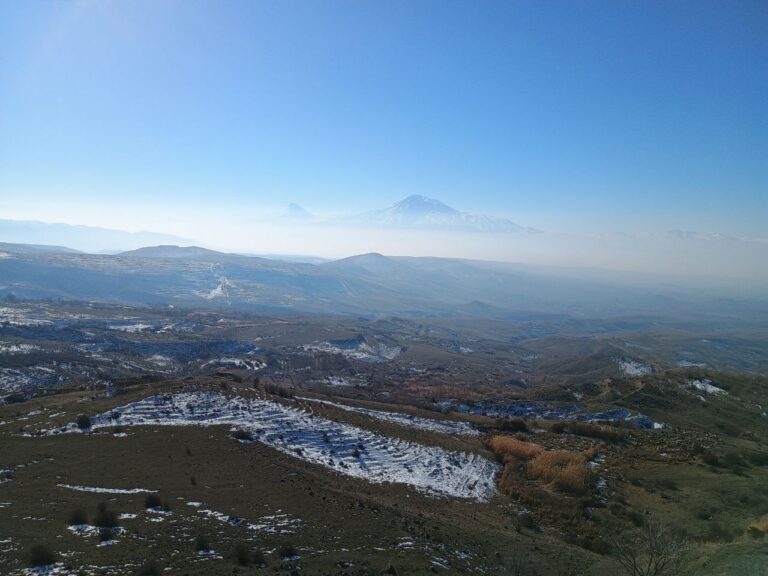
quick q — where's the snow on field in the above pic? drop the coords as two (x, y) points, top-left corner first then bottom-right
(304, 337), (401, 363)
(196, 276), (233, 300)
(57, 484), (157, 494)
(0, 343), (43, 355)
(107, 323), (152, 333)
(321, 375), (365, 387)
(0, 307), (52, 327)
(686, 379), (727, 395)
(53, 393), (497, 500)
(676, 360), (706, 368)
(201, 357), (266, 371)
(617, 359), (651, 376)
(299, 397), (481, 437)
(195, 506), (302, 533)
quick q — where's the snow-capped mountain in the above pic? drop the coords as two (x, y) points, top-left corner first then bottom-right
(279, 203), (314, 221)
(347, 195), (536, 233)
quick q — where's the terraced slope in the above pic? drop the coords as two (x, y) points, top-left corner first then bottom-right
(53, 393), (498, 501)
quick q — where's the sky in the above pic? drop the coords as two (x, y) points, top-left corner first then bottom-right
(0, 1), (766, 264)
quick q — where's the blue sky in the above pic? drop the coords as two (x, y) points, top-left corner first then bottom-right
(0, 0), (766, 237)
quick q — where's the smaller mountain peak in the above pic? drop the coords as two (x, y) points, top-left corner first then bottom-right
(280, 203), (314, 220)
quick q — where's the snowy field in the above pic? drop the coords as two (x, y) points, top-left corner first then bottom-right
(303, 337), (401, 363)
(50, 392), (497, 501)
(298, 397), (481, 437)
(617, 358), (651, 376)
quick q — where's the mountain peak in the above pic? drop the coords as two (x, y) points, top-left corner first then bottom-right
(280, 203), (314, 220)
(350, 196), (532, 233)
(389, 195), (458, 216)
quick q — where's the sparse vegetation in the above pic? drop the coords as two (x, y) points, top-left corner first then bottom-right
(145, 494), (162, 509)
(27, 543), (56, 567)
(234, 543), (266, 566)
(68, 508), (88, 526)
(94, 502), (119, 528)
(195, 535), (211, 553)
(278, 544), (298, 559)
(75, 414), (91, 429)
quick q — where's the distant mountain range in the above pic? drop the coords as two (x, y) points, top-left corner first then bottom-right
(0, 242), (763, 321)
(0, 220), (196, 253)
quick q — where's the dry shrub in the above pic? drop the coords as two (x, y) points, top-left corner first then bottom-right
(488, 436), (543, 462)
(567, 421), (627, 443)
(749, 514), (768, 534)
(528, 451), (592, 494)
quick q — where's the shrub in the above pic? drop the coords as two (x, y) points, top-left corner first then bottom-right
(75, 414), (92, 429)
(567, 421), (627, 443)
(497, 418), (529, 433)
(68, 508), (88, 526)
(488, 436), (543, 462)
(145, 494), (162, 509)
(609, 520), (687, 576)
(195, 536), (211, 552)
(94, 504), (119, 528)
(27, 544), (56, 567)
(234, 543), (266, 566)
(550, 421), (566, 434)
(528, 451), (592, 494)
(278, 544), (298, 559)
(232, 429), (253, 442)
(99, 527), (115, 543)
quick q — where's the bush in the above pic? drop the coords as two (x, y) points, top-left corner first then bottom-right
(195, 536), (211, 552)
(278, 544), (298, 559)
(609, 520), (686, 576)
(99, 527), (115, 542)
(232, 429), (253, 442)
(528, 451), (592, 494)
(497, 418), (529, 433)
(567, 421), (627, 443)
(488, 436), (543, 462)
(68, 508), (88, 526)
(145, 494), (162, 509)
(27, 543), (57, 567)
(75, 414), (92, 429)
(234, 543), (266, 566)
(550, 421), (566, 434)
(94, 504), (119, 528)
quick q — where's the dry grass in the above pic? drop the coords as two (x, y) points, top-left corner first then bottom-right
(488, 436), (543, 462)
(527, 451), (593, 495)
(749, 514), (768, 533)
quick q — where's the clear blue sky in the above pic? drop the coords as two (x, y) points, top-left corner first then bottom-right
(0, 0), (766, 235)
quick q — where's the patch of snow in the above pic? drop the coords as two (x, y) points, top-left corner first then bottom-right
(58, 484), (157, 494)
(201, 357), (266, 371)
(686, 379), (726, 395)
(676, 360), (706, 368)
(299, 397), (480, 437)
(107, 323), (152, 333)
(617, 359), (651, 376)
(304, 337), (401, 363)
(0, 343), (43, 355)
